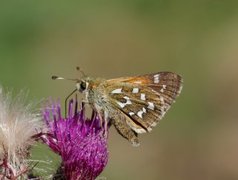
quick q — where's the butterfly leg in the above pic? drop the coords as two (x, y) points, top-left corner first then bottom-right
(98, 110), (109, 137)
(92, 106), (109, 138)
(112, 116), (140, 147)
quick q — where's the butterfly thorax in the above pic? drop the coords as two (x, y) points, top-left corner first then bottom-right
(81, 77), (113, 114)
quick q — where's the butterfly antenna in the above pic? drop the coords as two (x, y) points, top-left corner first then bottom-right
(76, 66), (86, 77)
(52, 75), (65, 80)
(51, 75), (80, 82)
(51, 75), (80, 117)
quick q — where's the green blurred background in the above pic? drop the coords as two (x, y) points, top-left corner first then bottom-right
(0, 1), (238, 179)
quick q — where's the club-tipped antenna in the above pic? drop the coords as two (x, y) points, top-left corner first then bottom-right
(51, 75), (80, 82)
(51, 75), (65, 80)
(76, 66), (86, 77)
(52, 66), (86, 81)
(51, 67), (86, 117)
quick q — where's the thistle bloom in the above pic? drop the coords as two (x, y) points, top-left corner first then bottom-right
(0, 87), (42, 179)
(41, 98), (109, 180)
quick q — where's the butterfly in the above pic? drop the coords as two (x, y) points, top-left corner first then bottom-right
(52, 70), (183, 146)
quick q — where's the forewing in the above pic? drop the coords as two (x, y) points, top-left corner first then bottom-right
(107, 72), (183, 134)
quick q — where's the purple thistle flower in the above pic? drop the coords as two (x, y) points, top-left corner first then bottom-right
(40, 98), (109, 180)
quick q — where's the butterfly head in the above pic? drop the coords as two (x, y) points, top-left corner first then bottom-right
(76, 79), (89, 92)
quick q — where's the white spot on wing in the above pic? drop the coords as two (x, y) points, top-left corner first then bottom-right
(124, 96), (130, 100)
(134, 128), (146, 134)
(116, 96), (132, 108)
(136, 107), (147, 118)
(160, 85), (167, 93)
(142, 107), (146, 113)
(154, 74), (160, 83)
(117, 102), (126, 108)
(148, 102), (155, 110)
(111, 88), (122, 94)
(140, 93), (146, 100)
(137, 110), (144, 118)
(132, 88), (139, 93)
(123, 96), (132, 105)
(129, 112), (135, 116)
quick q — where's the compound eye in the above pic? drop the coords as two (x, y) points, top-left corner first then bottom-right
(80, 81), (87, 91)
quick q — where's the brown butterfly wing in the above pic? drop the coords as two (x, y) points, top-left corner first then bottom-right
(106, 72), (183, 134)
